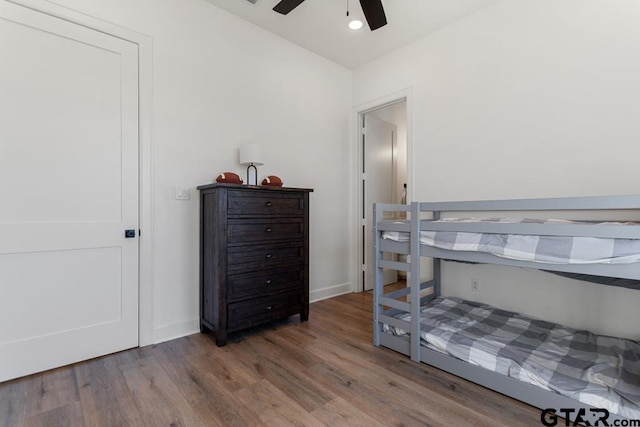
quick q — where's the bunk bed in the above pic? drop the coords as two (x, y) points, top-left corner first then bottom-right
(373, 195), (640, 423)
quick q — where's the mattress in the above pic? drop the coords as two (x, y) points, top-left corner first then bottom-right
(382, 218), (640, 264)
(383, 297), (640, 419)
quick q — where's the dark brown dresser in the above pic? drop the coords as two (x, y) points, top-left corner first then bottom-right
(197, 183), (313, 346)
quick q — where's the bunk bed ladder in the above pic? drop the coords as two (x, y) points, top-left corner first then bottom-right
(373, 202), (412, 346)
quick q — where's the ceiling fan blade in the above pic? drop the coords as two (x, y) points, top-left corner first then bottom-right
(359, 0), (387, 31)
(273, 0), (306, 15)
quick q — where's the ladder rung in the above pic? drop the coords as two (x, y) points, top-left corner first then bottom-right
(378, 259), (409, 272)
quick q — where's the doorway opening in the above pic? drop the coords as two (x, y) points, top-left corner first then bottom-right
(358, 99), (408, 292)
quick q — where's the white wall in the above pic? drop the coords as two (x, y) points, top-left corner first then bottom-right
(354, 0), (640, 339)
(45, 0), (353, 343)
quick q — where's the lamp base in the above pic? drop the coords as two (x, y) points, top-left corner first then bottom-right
(246, 164), (258, 185)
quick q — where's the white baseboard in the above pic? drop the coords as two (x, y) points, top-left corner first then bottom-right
(150, 283), (353, 345)
(152, 319), (200, 345)
(310, 282), (352, 303)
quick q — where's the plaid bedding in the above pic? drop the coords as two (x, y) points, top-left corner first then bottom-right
(382, 218), (640, 264)
(383, 297), (640, 419)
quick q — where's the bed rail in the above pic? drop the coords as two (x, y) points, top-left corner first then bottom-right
(376, 196), (640, 282)
(420, 221), (640, 239)
(418, 194), (640, 212)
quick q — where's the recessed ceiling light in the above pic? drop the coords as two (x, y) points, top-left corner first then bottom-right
(348, 19), (363, 30)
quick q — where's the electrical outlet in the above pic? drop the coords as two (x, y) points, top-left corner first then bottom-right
(471, 278), (480, 292)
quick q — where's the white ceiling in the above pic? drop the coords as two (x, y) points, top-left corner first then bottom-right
(203, 0), (497, 69)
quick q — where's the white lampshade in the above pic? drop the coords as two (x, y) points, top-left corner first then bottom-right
(238, 144), (263, 166)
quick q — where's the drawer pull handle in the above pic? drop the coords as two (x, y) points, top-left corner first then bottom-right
(265, 254), (272, 259)
(265, 227), (272, 233)
(265, 202), (273, 207)
(266, 279), (272, 284)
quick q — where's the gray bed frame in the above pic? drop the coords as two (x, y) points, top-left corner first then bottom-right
(373, 195), (640, 423)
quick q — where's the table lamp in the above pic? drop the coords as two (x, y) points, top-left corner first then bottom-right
(238, 144), (263, 185)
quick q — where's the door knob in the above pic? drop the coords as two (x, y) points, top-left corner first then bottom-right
(125, 229), (136, 238)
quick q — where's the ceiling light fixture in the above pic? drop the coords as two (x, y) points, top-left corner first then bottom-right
(346, 0), (363, 31)
(348, 18), (363, 30)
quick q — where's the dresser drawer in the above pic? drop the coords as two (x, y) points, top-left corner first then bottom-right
(228, 191), (304, 216)
(227, 242), (304, 273)
(227, 291), (302, 333)
(227, 269), (302, 300)
(228, 218), (305, 244)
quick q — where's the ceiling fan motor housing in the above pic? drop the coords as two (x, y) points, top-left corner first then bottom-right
(272, 0), (387, 31)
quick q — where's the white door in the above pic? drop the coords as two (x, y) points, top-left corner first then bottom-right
(363, 115), (398, 291)
(0, 2), (139, 382)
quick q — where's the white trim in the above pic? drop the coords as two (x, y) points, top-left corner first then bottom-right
(7, 0), (155, 346)
(310, 282), (353, 303)
(138, 36), (154, 347)
(154, 280), (352, 341)
(153, 320), (199, 345)
(352, 88), (414, 293)
(154, 280), (353, 344)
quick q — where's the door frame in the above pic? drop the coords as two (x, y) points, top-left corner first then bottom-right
(351, 88), (414, 293)
(8, 0), (155, 346)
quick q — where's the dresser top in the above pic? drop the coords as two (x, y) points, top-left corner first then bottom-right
(197, 183), (313, 193)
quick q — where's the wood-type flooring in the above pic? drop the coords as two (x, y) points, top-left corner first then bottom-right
(0, 288), (542, 426)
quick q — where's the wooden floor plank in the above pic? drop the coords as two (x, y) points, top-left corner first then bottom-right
(234, 379), (324, 427)
(0, 376), (28, 427)
(74, 356), (146, 427)
(306, 339), (506, 427)
(156, 337), (258, 395)
(24, 367), (80, 417)
(23, 401), (84, 427)
(386, 355), (541, 425)
(120, 356), (205, 427)
(152, 339), (261, 427)
(258, 326), (325, 369)
(304, 361), (440, 427)
(310, 396), (386, 427)
(228, 334), (336, 413)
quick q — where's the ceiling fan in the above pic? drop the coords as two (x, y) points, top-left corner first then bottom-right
(272, 0), (387, 31)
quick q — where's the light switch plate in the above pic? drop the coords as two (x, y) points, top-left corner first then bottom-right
(175, 186), (190, 200)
